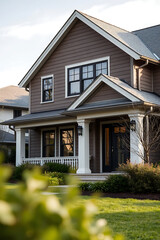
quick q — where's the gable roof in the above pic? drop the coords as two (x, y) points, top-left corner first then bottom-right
(0, 85), (29, 109)
(67, 74), (160, 111)
(132, 25), (160, 60)
(19, 10), (159, 88)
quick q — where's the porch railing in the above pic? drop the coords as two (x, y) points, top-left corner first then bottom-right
(22, 156), (79, 170)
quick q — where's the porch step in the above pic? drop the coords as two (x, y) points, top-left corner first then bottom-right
(71, 172), (122, 182)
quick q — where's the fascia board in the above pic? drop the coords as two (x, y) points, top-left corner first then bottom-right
(19, 11), (141, 88)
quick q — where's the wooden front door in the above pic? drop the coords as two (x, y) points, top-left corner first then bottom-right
(102, 124), (130, 172)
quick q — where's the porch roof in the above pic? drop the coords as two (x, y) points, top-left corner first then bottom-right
(2, 109), (67, 126)
(67, 74), (160, 111)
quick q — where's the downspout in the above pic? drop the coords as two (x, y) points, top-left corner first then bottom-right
(9, 125), (16, 141)
(137, 59), (149, 91)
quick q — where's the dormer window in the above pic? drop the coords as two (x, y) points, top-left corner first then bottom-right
(41, 75), (54, 103)
(65, 57), (109, 97)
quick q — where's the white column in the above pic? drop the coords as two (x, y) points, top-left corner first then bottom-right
(129, 114), (144, 164)
(15, 128), (26, 166)
(77, 120), (91, 174)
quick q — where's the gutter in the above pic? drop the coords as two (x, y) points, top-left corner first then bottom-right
(137, 59), (149, 91)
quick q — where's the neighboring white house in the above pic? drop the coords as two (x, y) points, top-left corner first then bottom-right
(0, 85), (29, 159)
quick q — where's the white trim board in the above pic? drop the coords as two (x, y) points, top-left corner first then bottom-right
(19, 10), (142, 88)
(67, 75), (140, 111)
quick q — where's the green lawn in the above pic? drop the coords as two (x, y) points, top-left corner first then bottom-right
(5, 185), (160, 239)
(79, 196), (160, 240)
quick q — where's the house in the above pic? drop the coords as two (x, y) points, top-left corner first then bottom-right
(0, 85), (29, 163)
(3, 10), (160, 173)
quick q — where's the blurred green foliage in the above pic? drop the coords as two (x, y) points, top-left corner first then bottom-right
(0, 162), (123, 240)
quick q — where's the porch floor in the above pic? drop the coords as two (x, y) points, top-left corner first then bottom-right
(71, 172), (123, 182)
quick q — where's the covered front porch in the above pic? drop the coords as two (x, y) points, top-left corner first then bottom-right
(15, 109), (145, 174)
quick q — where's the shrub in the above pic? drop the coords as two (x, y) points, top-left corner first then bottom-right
(103, 175), (130, 193)
(79, 175), (129, 193)
(42, 162), (70, 173)
(10, 163), (39, 182)
(119, 162), (160, 193)
(44, 172), (66, 185)
(0, 164), (123, 240)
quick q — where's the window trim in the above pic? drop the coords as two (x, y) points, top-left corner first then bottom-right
(59, 126), (76, 157)
(40, 74), (54, 104)
(41, 128), (56, 157)
(65, 56), (110, 98)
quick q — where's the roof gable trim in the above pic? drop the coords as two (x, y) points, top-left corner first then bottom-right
(67, 75), (140, 111)
(19, 10), (141, 88)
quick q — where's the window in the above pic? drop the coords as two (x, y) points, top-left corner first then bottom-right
(60, 129), (74, 156)
(41, 75), (53, 102)
(13, 109), (22, 118)
(66, 58), (109, 97)
(43, 130), (55, 157)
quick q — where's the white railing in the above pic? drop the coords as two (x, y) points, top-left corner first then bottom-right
(22, 156), (79, 170)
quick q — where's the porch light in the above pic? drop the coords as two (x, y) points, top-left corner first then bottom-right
(130, 120), (136, 131)
(77, 125), (83, 136)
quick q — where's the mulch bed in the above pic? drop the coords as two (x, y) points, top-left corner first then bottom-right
(81, 191), (160, 200)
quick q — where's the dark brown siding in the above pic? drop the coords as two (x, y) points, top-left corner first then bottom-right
(30, 20), (131, 113)
(30, 129), (41, 157)
(153, 66), (160, 95)
(140, 67), (153, 92)
(134, 60), (153, 92)
(85, 83), (126, 104)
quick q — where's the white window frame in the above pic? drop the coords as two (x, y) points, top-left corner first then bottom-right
(41, 74), (54, 104)
(41, 128), (56, 158)
(65, 56), (110, 98)
(59, 125), (76, 157)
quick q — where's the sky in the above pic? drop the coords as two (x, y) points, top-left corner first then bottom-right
(0, 0), (160, 88)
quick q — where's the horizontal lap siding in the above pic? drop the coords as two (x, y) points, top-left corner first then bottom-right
(153, 66), (160, 95)
(86, 83), (125, 103)
(30, 129), (41, 157)
(140, 67), (153, 92)
(30, 20), (131, 113)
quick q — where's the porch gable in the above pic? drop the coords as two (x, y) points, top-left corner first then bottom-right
(67, 74), (141, 111)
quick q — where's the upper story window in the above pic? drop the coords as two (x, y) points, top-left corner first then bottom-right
(41, 75), (54, 103)
(66, 57), (109, 97)
(13, 109), (22, 118)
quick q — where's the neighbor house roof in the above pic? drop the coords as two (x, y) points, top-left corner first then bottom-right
(19, 10), (159, 88)
(0, 85), (29, 109)
(0, 130), (28, 143)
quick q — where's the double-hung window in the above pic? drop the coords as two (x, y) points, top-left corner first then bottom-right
(66, 57), (109, 97)
(60, 128), (74, 156)
(41, 75), (53, 102)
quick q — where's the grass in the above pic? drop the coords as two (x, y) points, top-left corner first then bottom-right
(5, 184), (160, 239)
(79, 196), (160, 240)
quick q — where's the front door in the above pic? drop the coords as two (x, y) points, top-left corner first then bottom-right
(102, 124), (130, 172)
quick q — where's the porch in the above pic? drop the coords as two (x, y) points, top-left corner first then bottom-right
(15, 111), (145, 174)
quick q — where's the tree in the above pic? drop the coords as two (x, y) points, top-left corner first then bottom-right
(122, 113), (160, 164)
